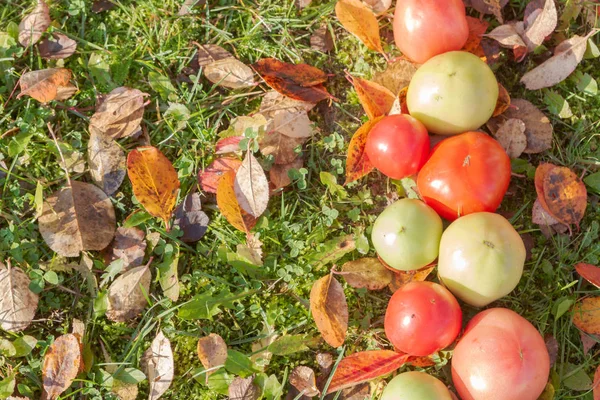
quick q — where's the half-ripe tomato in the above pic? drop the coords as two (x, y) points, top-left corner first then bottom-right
(416, 132), (511, 221)
(393, 0), (469, 63)
(384, 281), (462, 356)
(452, 308), (550, 400)
(382, 371), (453, 400)
(365, 115), (430, 180)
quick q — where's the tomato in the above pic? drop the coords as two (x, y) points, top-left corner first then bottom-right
(452, 308), (550, 400)
(393, 0), (469, 64)
(384, 281), (462, 356)
(365, 115), (430, 180)
(372, 199), (442, 271)
(382, 371), (453, 400)
(437, 212), (525, 307)
(407, 52), (498, 135)
(416, 132), (511, 220)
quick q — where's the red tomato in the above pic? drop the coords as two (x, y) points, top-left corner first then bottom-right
(393, 0), (469, 63)
(365, 115), (430, 180)
(416, 132), (511, 221)
(384, 281), (462, 356)
(452, 308), (550, 400)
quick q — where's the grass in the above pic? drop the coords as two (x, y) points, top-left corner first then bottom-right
(0, 0), (600, 399)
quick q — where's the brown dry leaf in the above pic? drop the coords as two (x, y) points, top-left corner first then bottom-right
(581, 331), (597, 356)
(297, 0), (312, 9)
(544, 334), (558, 367)
(463, 16), (489, 56)
(484, 24), (527, 57)
(92, 0), (115, 12)
(573, 297), (600, 335)
(178, 0), (205, 15)
(259, 91), (315, 119)
(142, 330), (174, 400)
(340, 258), (393, 290)
(347, 74), (395, 119)
(344, 117), (383, 185)
(339, 383), (371, 400)
(234, 151), (270, 218)
(362, 0), (392, 14)
(89, 87), (148, 139)
(259, 131), (304, 165)
(493, 118), (527, 158)
(216, 170), (258, 233)
(309, 274), (348, 348)
(270, 109), (315, 139)
(39, 181), (116, 257)
(521, 32), (597, 90)
(576, 263), (600, 288)
(106, 264), (151, 322)
(0, 261), (39, 333)
(18, 0), (50, 47)
(42, 334), (81, 400)
(270, 157), (304, 190)
(371, 58), (418, 95)
(335, 0), (384, 54)
(311, 26), (334, 52)
(173, 193), (209, 243)
(88, 130), (126, 196)
(522, 0), (557, 52)
(464, 0), (508, 22)
(103, 227), (146, 270)
(229, 376), (260, 400)
(204, 58), (255, 89)
(194, 44), (233, 68)
(532, 198), (561, 226)
(543, 165), (587, 230)
(127, 146), (180, 229)
(289, 366), (319, 397)
(38, 33), (77, 60)
(18, 68), (74, 103)
(198, 157), (242, 194)
(388, 265), (435, 292)
(316, 353), (334, 375)
(197, 334), (228, 383)
(493, 83), (511, 117)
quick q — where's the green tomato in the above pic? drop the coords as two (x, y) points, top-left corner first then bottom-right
(407, 51), (498, 135)
(382, 371), (453, 400)
(372, 199), (442, 271)
(438, 212), (525, 307)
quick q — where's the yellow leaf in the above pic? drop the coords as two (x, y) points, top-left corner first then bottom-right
(216, 171), (257, 233)
(335, 0), (384, 54)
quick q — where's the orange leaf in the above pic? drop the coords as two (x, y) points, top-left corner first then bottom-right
(573, 297), (600, 335)
(534, 163), (558, 220)
(198, 157), (242, 194)
(576, 263), (600, 288)
(344, 117), (383, 185)
(310, 274), (348, 348)
(387, 263), (436, 293)
(127, 146), (180, 229)
(407, 355), (436, 367)
(463, 16), (489, 57)
(493, 83), (511, 117)
(542, 166), (587, 231)
(347, 74), (395, 119)
(17, 68), (73, 103)
(216, 170), (257, 233)
(327, 350), (410, 393)
(335, 0), (384, 54)
(42, 334), (82, 400)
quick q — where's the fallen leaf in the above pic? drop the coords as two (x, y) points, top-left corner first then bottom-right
(127, 146), (180, 229)
(521, 32), (597, 90)
(308, 235), (356, 268)
(311, 25), (334, 52)
(594, 365), (600, 399)
(216, 171), (258, 233)
(18, 0), (50, 47)
(297, 0), (312, 9)
(576, 263), (600, 288)
(493, 83), (511, 117)
(39, 181), (116, 257)
(42, 334), (81, 400)
(481, 38), (503, 64)
(38, 33), (77, 59)
(88, 131), (126, 196)
(484, 24), (527, 57)
(216, 136), (244, 155)
(17, 68), (74, 103)
(103, 227), (146, 270)
(463, 16), (489, 56)
(89, 87), (148, 139)
(347, 74), (395, 119)
(532, 198), (562, 226)
(573, 297), (600, 335)
(229, 375), (260, 400)
(362, 0), (392, 14)
(197, 333), (228, 383)
(259, 131), (304, 164)
(309, 274), (348, 348)
(142, 330), (174, 400)
(229, 114), (269, 137)
(259, 91), (315, 119)
(581, 331), (597, 356)
(158, 245), (180, 302)
(542, 165), (587, 230)
(544, 334), (558, 367)
(92, 0), (115, 12)
(199, 157), (242, 194)
(407, 355), (436, 368)
(327, 350), (410, 393)
(344, 117), (383, 184)
(493, 118), (527, 158)
(371, 58), (418, 95)
(335, 0), (384, 54)
(234, 151), (270, 218)
(270, 109), (315, 139)
(204, 57), (255, 89)
(173, 193), (209, 242)
(340, 258), (393, 290)
(289, 366), (319, 397)
(464, 0), (508, 22)
(194, 44), (233, 68)
(388, 265), (435, 293)
(106, 263), (151, 322)
(316, 353), (334, 375)
(178, 0), (205, 15)
(270, 157), (304, 190)
(0, 262), (39, 332)
(522, 0), (557, 52)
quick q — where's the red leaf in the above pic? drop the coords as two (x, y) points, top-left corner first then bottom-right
(198, 157), (242, 194)
(216, 136), (243, 155)
(576, 263), (600, 288)
(344, 117), (383, 185)
(463, 16), (489, 57)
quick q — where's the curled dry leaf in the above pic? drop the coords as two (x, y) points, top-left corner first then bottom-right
(38, 33), (77, 60)
(335, 0), (384, 54)
(18, 68), (75, 103)
(371, 58), (418, 96)
(199, 157), (242, 194)
(204, 58), (255, 89)
(216, 136), (244, 155)
(103, 227), (147, 270)
(493, 118), (527, 158)
(309, 274), (348, 348)
(0, 262), (39, 333)
(347, 74), (395, 119)
(229, 376), (260, 400)
(39, 181), (116, 257)
(234, 151), (270, 218)
(127, 146), (180, 229)
(197, 333), (228, 383)
(88, 131), (126, 196)
(493, 83), (511, 117)
(42, 334), (81, 400)
(576, 263), (600, 288)
(260, 131), (304, 164)
(340, 258), (393, 290)
(573, 297), (600, 335)
(216, 171), (258, 233)
(89, 87), (148, 139)
(18, 0), (50, 47)
(388, 264), (435, 293)
(327, 350), (411, 393)
(270, 157), (304, 190)
(463, 16), (489, 57)
(142, 330), (174, 400)
(522, 0), (557, 52)
(259, 90), (315, 119)
(289, 366), (319, 397)
(542, 165), (587, 231)
(106, 264), (151, 322)
(311, 25), (334, 52)
(173, 193), (209, 243)
(344, 117), (383, 185)
(362, 0), (392, 15)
